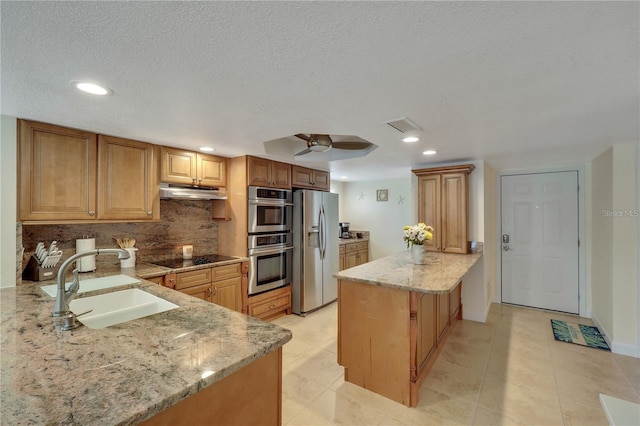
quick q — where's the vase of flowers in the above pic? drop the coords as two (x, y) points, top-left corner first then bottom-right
(403, 223), (434, 265)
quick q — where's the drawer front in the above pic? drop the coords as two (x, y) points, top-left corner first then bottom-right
(339, 245), (346, 254)
(345, 243), (359, 253)
(211, 263), (241, 281)
(356, 242), (368, 251)
(175, 268), (211, 290)
(249, 294), (291, 318)
(146, 276), (164, 285)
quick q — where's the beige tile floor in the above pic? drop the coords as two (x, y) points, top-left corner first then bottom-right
(272, 302), (640, 425)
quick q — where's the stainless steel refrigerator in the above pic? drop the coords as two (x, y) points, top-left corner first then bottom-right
(292, 190), (339, 315)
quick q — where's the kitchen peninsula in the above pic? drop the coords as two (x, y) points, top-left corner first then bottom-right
(334, 250), (482, 407)
(1, 268), (292, 424)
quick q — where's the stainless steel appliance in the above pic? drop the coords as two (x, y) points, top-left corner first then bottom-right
(248, 232), (293, 295)
(248, 187), (293, 234)
(292, 190), (339, 315)
(339, 222), (351, 238)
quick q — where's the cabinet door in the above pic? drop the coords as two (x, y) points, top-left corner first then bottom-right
(271, 161), (292, 189)
(213, 277), (242, 312)
(345, 251), (358, 269)
(339, 253), (345, 271)
(198, 154), (227, 188)
(97, 135), (158, 220)
(417, 175), (441, 252)
(179, 283), (212, 302)
(19, 120), (97, 221)
(449, 283), (462, 320)
(357, 249), (369, 265)
(291, 165), (313, 188)
(417, 293), (437, 370)
(160, 146), (197, 186)
(312, 170), (330, 191)
(437, 293), (450, 340)
(441, 173), (468, 254)
(247, 156), (271, 187)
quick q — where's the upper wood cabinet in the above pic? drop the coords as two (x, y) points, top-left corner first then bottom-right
(247, 156), (291, 189)
(413, 164), (474, 254)
(291, 165), (330, 191)
(18, 119), (159, 223)
(97, 135), (159, 220)
(19, 120), (98, 221)
(160, 146), (227, 188)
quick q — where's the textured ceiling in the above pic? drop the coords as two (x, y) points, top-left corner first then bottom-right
(1, 1), (638, 181)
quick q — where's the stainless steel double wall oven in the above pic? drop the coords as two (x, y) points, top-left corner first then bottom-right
(247, 187), (293, 295)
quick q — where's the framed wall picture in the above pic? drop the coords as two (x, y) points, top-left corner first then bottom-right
(376, 189), (388, 202)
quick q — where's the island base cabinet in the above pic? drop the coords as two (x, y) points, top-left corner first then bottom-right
(338, 279), (462, 407)
(142, 348), (282, 426)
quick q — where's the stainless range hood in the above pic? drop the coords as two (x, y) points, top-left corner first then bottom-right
(159, 183), (227, 200)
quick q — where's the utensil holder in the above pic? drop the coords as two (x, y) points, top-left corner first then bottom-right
(120, 248), (138, 268)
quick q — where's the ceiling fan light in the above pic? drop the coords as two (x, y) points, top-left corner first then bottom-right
(309, 144), (332, 153)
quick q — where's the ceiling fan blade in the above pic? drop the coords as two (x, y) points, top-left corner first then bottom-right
(294, 133), (312, 142)
(331, 141), (373, 150)
(294, 148), (312, 156)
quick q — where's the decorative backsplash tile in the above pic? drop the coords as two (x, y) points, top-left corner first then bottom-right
(21, 200), (219, 272)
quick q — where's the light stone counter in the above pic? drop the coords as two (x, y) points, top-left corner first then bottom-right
(1, 275), (291, 424)
(334, 250), (483, 294)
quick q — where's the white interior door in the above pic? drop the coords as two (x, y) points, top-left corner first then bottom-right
(501, 171), (579, 314)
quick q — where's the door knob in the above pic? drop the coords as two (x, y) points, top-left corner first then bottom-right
(503, 244), (513, 252)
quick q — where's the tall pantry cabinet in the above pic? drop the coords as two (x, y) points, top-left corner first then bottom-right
(412, 164), (475, 254)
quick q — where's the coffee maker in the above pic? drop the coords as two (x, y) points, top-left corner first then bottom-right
(339, 222), (351, 239)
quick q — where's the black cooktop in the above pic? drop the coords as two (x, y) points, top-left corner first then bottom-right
(151, 254), (238, 269)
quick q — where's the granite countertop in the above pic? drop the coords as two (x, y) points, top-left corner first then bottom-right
(338, 237), (369, 245)
(334, 250), (483, 294)
(1, 273), (291, 424)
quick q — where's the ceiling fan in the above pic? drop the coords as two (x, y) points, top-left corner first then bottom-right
(294, 134), (373, 156)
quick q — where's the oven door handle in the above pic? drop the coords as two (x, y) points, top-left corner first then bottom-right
(249, 246), (294, 256)
(248, 200), (294, 207)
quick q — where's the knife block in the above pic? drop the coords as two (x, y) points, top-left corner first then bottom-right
(22, 256), (60, 282)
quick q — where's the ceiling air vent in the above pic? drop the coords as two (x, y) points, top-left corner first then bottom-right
(384, 117), (423, 134)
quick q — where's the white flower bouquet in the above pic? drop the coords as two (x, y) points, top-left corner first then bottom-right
(403, 223), (434, 247)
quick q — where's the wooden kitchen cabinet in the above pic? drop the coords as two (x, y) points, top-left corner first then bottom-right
(18, 119), (160, 223)
(339, 245), (346, 271)
(247, 156), (291, 189)
(160, 146), (227, 188)
(436, 292), (450, 340)
(97, 135), (159, 220)
(18, 120), (97, 221)
(413, 164), (474, 254)
(291, 165), (330, 191)
(211, 263), (242, 312)
(164, 263), (243, 312)
(416, 293), (437, 374)
(342, 241), (369, 270)
(247, 285), (292, 321)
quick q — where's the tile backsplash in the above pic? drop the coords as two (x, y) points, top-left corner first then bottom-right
(21, 200), (219, 271)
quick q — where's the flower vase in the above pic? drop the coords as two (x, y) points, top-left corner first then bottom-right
(411, 244), (426, 265)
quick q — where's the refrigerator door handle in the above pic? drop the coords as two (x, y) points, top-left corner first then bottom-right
(319, 206), (325, 260)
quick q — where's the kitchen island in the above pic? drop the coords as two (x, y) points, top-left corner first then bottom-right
(334, 250), (482, 407)
(1, 271), (291, 425)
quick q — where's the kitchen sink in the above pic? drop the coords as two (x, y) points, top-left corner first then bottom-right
(69, 288), (179, 329)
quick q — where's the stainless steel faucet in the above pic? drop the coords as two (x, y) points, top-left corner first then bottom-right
(53, 248), (130, 331)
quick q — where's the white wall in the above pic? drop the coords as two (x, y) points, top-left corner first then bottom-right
(590, 143), (639, 357)
(1, 115), (18, 288)
(335, 177), (413, 259)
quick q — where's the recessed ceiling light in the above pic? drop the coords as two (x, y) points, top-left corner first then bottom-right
(71, 81), (113, 95)
(423, 150), (437, 156)
(402, 136), (419, 143)
(340, 176), (348, 179)
(199, 147), (215, 152)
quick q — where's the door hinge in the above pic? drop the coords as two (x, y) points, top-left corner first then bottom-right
(578, 239), (580, 247)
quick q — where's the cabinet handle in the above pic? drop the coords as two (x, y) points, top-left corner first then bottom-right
(208, 288), (212, 297)
(269, 304), (276, 309)
(88, 210), (95, 216)
(198, 178), (203, 183)
(213, 286), (217, 296)
(192, 177), (197, 184)
(147, 211), (152, 216)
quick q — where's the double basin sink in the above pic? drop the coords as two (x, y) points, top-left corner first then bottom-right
(42, 275), (179, 329)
